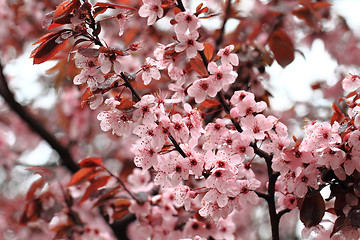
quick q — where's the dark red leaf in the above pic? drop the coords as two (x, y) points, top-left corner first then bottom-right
(331, 103), (344, 125)
(349, 208), (360, 228)
(80, 176), (111, 203)
(68, 167), (97, 186)
(79, 158), (103, 168)
(300, 191), (325, 227)
(330, 216), (346, 237)
(26, 177), (45, 200)
(189, 57), (208, 77)
(203, 43), (213, 62)
(268, 29), (295, 68)
(31, 31), (70, 64)
(94, 2), (135, 10)
(52, 0), (81, 25)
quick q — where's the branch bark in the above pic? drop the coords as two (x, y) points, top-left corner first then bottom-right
(0, 61), (131, 240)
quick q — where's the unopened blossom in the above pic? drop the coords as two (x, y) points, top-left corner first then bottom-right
(174, 10), (201, 35)
(138, 0), (163, 25)
(141, 57), (161, 85)
(217, 45), (239, 66)
(116, 11), (132, 36)
(175, 31), (204, 59)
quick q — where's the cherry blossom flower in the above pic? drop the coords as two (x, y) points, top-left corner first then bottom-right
(133, 139), (159, 171)
(234, 179), (261, 205)
(217, 45), (239, 66)
(205, 168), (237, 194)
(138, 0), (163, 25)
(175, 31), (204, 59)
(203, 119), (229, 150)
(277, 193), (297, 210)
(98, 51), (125, 74)
(133, 94), (157, 127)
(97, 99), (133, 136)
(170, 113), (189, 143)
(174, 11), (201, 35)
(158, 153), (190, 186)
(342, 73), (360, 91)
(230, 92), (266, 118)
(292, 165), (319, 198)
(116, 11), (132, 36)
(173, 185), (197, 211)
(240, 114), (273, 140)
(141, 57), (161, 85)
(207, 62), (237, 92)
(187, 78), (217, 103)
(127, 168), (153, 193)
(300, 121), (341, 151)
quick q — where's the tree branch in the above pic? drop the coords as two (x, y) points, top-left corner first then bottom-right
(0, 62), (80, 174)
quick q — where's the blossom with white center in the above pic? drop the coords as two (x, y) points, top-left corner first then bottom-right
(175, 31), (204, 59)
(138, 0), (163, 25)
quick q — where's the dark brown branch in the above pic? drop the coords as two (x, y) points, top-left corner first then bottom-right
(0, 62), (80, 174)
(0, 61), (134, 240)
(215, 0), (232, 49)
(176, 0), (284, 239)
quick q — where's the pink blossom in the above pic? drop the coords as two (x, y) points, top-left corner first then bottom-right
(141, 57), (161, 85)
(138, 0), (163, 25)
(73, 68), (105, 91)
(127, 168), (153, 193)
(116, 11), (132, 36)
(158, 153), (190, 186)
(292, 165), (319, 198)
(217, 45), (239, 66)
(133, 94), (157, 127)
(277, 193), (297, 210)
(175, 31), (204, 59)
(342, 73), (360, 91)
(207, 62), (237, 92)
(98, 52), (125, 74)
(170, 114), (189, 143)
(234, 179), (261, 205)
(97, 100), (133, 136)
(230, 92), (266, 118)
(174, 11), (201, 35)
(240, 114), (273, 140)
(203, 119), (229, 150)
(205, 168), (237, 194)
(133, 140), (159, 171)
(187, 78), (217, 103)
